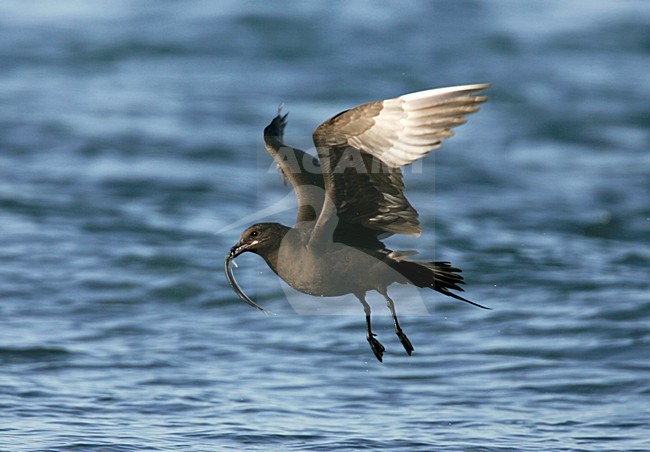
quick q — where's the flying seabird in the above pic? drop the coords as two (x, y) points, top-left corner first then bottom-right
(226, 83), (490, 362)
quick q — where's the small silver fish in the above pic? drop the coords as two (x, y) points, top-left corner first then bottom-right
(224, 248), (270, 315)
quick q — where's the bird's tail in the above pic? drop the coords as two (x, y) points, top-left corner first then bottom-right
(392, 259), (489, 309)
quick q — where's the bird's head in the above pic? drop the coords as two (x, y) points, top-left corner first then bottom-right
(228, 222), (288, 259)
(225, 222), (288, 315)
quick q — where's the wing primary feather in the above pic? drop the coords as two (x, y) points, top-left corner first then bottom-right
(310, 83), (489, 239)
(263, 107), (326, 225)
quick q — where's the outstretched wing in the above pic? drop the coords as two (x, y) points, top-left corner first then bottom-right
(264, 109), (325, 224)
(311, 83), (489, 240)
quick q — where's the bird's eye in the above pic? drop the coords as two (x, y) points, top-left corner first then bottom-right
(250, 231), (259, 237)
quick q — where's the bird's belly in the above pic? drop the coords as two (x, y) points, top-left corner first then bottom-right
(275, 254), (346, 296)
(275, 244), (393, 297)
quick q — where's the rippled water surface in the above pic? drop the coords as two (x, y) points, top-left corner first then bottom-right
(1, 1), (649, 450)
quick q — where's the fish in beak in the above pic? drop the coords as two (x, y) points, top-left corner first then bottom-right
(224, 241), (270, 314)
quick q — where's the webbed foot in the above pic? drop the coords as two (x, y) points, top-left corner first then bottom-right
(367, 333), (386, 362)
(396, 329), (414, 356)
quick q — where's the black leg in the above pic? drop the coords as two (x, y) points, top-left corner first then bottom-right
(382, 291), (414, 356)
(356, 294), (385, 362)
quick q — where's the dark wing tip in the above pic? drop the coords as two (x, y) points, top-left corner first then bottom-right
(264, 105), (289, 140)
(277, 102), (289, 124)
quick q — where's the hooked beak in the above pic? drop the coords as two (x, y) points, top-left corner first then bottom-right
(229, 240), (258, 258)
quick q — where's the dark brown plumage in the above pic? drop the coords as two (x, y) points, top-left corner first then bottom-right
(226, 84), (490, 362)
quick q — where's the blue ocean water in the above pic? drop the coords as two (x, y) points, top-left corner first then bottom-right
(1, 1), (649, 450)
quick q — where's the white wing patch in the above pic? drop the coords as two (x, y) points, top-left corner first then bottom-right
(353, 83), (489, 168)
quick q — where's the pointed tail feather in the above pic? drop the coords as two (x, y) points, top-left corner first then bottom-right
(393, 259), (490, 309)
